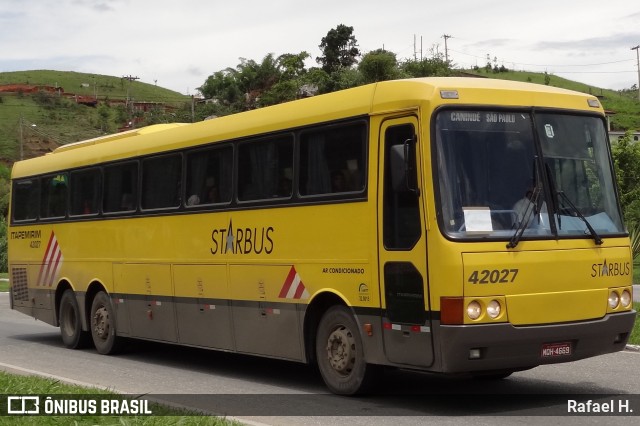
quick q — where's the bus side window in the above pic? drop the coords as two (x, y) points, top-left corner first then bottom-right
(70, 168), (101, 216)
(12, 179), (40, 221)
(141, 154), (182, 210)
(40, 174), (68, 219)
(238, 135), (293, 201)
(383, 124), (421, 249)
(103, 162), (138, 213)
(299, 122), (366, 196)
(185, 145), (233, 206)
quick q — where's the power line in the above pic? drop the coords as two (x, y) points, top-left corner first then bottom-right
(547, 70), (637, 74)
(449, 48), (634, 68)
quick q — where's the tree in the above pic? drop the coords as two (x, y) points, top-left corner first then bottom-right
(358, 49), (399, 83)
(0, 216), (6, 272)
(401, 44), (452, 78)
(260, 52), (312, 106)
(316, 24), (360, 74)
(198, 70), (242, 109)
(277, 52), (310, 80)
(234, 54), (280, 96)
(97, 103), (112, 132)
(612, 131), (640, 227)
(401, 56), (452, 78)
(0, 164), (10, 273)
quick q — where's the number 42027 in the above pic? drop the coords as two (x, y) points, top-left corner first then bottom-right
(467, 269), (519, 284)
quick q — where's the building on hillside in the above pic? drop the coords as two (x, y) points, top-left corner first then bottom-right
(609, 131), (640, 143)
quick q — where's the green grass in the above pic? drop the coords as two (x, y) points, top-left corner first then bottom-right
(0, 273), (7, 292)
(629, 302), (640, 346)
(0, 371), (239, 425)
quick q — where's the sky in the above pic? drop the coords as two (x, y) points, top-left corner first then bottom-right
(1, 0), (639, 95)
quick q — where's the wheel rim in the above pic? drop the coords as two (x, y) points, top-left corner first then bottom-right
(325, 325), (356, 376)
(92, 305), (110, 341)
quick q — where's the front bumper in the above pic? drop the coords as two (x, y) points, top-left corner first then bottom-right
(436, 310), (636, 373)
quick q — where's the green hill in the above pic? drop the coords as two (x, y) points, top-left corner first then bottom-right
(0, 70), (187, 102)
(462, 69), (640, 130)
(0, 70), (190, 161)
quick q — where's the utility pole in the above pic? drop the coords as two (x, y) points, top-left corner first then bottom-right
(442, 34), (452, 64)
(122, 75), (140, 128)
(632, 45), (640, 101)
(19, 116), (23, 160)
(191, 95), (195, 123)
(122, 75), (140, 102)
(413, 35), (424, 61)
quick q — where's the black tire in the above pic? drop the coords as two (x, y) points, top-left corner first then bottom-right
(90, 291), (122, 355)
(59, 289), (90, 349)
(315, 306), (379, 395)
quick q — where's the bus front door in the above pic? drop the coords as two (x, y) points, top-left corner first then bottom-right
(377, 116), (433, 367)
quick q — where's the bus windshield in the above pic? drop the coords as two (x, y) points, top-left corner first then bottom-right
(435, 109), (624, 242)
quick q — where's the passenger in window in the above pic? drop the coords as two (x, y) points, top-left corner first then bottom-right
(331, 171), (347, 192)
(83, 199), (93, 214)
(345, 159), (361, 190)
(187, 177), (217, 205)
(120, 193), (134, 210)
(277, 168), (293, 197)
(201, 177), (218, 204)
(187, 194), (200, 206)
(50, 185), (66, 216)
(512, 189), (535, 224)
(278, 176), (292, 197)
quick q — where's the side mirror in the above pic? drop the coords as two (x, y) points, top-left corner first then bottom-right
(389, 137), (420, 195)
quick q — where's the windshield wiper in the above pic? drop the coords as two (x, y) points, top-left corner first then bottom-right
(557, 191), (603, 245)
(507, 185), (542, 249)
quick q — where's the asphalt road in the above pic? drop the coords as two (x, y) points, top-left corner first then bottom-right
(0, 292), (638, 425)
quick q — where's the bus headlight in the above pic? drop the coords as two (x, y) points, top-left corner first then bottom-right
(620, 290), (631, 308)
(467, 301), (482, 320)
(486, 300), (501, 319)
(608, 291), (620, 309)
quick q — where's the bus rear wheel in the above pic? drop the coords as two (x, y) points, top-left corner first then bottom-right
(90, 291), (122, 355)
(59, 289), (90, 349)
(315, 306), (378, 395)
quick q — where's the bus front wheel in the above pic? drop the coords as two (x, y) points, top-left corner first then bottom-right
(59, 289), (90, 349)
(315, 306), (378, 395)
(90, 291), (121, 354)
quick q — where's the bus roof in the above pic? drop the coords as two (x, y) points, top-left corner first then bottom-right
(53, 123), (190, 154)
(12, 77), (602, 179)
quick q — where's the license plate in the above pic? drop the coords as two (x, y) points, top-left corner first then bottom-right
(541, 342), (572, 358)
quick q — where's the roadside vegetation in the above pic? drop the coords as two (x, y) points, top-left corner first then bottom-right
(0, 371), (239, 425)
(631, 303), (640, 345)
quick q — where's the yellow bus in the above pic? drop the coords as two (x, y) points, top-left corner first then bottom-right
(8, 77), (636, 395)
